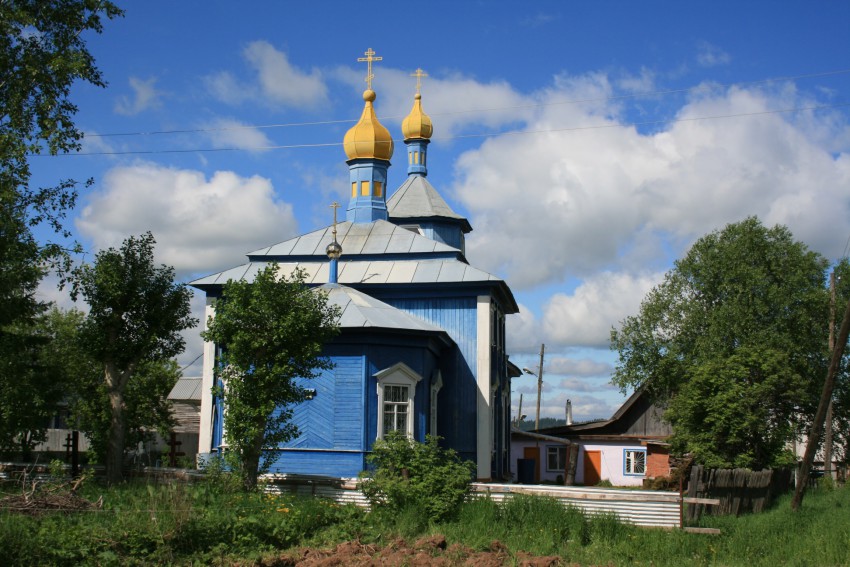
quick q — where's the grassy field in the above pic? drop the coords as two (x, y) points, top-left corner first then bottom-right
(0, 476), (847, 566)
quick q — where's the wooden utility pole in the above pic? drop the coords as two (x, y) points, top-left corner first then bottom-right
(515, 393), (523, 426)
(824, 272), (836, 479)
(535, 344), (545, 430)
(792, 293), (850, 511)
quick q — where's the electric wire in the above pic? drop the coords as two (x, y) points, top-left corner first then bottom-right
(82, 67), (850, 139)
(35, 100), (850, 157)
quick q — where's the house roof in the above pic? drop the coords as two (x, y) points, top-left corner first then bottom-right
(535, 388), (672, 438)
(387, 176), (472, 232)
(168, 377), (202, 402)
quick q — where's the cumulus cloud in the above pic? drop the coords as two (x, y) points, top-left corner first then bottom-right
(543, 271), (662, 348)
(455, 80), (850, 295)
(207, 41), (328, 110)
(76, 163), (298, 278)
(548, 356), (614, 377)
(114, 77), (163, 116)
(557, 377), (617, 393)
(203, 118), (273, 151)
(332, 65), (532, 138)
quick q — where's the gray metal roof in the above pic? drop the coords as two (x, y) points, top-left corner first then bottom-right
(319, 284), (451, 337)
(168, 378), (202, 402)
(247, 219), (460, 259)
(191, 258), (505, 287)
(387, 176), (472, 232)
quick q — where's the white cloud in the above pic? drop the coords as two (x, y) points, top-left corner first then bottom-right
(114, 77), (163, 116)
(696, 40), (731, 67)
(207, 41), (329, 110)
(547, 357), (613, 377)
(76, 163), (298, 278)
(542, 271), (662, 348)
(454, 80), (850, 293)
(506, 303), (544, 353)
(204, 118), (273, 151)
(557, 377), (616, 393)
(332, 65), (532, 138)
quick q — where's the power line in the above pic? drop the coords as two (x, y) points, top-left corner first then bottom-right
(81, 67), (850, 139)
(35, 101), (850, 157)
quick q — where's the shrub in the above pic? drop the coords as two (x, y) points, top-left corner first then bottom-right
(358, 432), (474, 522)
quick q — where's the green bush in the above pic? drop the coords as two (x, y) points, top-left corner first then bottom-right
(358, 432), (474, 522)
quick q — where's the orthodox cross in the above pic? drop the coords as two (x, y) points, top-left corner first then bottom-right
(411, 68), (428, 95)
(357, 48), (382, 90)
(330, 201), (340, 240)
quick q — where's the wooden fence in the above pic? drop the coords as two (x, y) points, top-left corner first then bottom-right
(686, 465), (793, 520)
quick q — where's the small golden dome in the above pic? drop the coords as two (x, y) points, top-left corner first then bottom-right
(401, 93), (433, 140)
(343, 89), (394, 161)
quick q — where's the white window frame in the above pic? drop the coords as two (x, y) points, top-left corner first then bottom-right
(624, 448), (647, 476)
(546, 446), (567, 472)
(375, 363), (423, 439)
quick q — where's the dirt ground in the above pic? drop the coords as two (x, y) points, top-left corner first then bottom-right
(270, 535), (566, 566)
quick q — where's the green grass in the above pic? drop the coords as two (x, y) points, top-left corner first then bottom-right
(0, 478), (848, 566)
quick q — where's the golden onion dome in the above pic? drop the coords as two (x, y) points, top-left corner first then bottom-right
(343, 89), (394, 161)
(401, 93), (433, 140)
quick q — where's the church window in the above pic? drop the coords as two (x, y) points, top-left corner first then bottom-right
(383, 385), (409, 436)
(400, 224), (422, 235)
(351, 182), (357, 198)
(360, 181), (370, 196)
(373, 181), (383, 197)
(414, 151), (420, 164)
(408, 152), (413, 165)
(375, 363), (423, 440)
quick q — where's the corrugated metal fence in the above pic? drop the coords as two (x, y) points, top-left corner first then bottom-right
(263, 477), (682, 528)
(471, 483), (682, 528)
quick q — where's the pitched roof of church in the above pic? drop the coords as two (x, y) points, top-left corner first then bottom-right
(246, 219), (461, 261)
(387, 176), (472, 233)
(319, 283), (452, 341)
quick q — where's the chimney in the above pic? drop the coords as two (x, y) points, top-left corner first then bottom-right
(566, 399), (573, 426)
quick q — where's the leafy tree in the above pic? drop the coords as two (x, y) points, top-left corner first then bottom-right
(359, 432), (474, 522)
(72, 233), (196, 483)
(201, 265), (339, 490)
(611, 217), (830, 469)
(0, 0), (120, 461)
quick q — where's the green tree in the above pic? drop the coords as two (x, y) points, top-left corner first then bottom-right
(611, 217), (830, 469)
(201, 265), (339, 490)
(72, 233), (196, 483)
(0, 0), (120, 463)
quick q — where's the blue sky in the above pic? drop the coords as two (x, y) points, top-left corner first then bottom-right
(31, 1), (850, 422)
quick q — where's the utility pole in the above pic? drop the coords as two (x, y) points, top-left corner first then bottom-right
(535, 344), (545, 430)
(515, 393), (523, 427)
(792, 292), (850, 511)
(824, 271), (836, 479)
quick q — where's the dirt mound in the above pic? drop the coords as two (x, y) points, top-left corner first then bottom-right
(273, 536), (563, 566)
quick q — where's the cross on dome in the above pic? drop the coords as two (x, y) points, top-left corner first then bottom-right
(357, 48), (382, 90)
(411, 68), (428, 95)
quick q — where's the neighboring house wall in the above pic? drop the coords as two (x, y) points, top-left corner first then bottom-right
(576, 441), (647, 487)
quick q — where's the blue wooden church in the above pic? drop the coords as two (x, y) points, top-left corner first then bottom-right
(192, 53), (519, 481)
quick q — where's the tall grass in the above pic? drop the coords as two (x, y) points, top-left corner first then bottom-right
(0, 479), (848, 565)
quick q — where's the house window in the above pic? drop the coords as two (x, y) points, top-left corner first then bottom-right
(624, 449), (646, 476)
(547, 446), (567, 472)
(375, 363), (423, 440)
